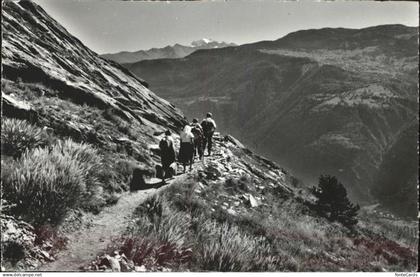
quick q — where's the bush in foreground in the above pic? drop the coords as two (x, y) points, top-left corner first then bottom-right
(2, 139), (100, 225)
(195, 218), (280, 271)
(119, 189), (287, 271)
(1, 118), (49, 158)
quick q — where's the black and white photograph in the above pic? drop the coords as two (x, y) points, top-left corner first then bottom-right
(1, 0), (418, 273)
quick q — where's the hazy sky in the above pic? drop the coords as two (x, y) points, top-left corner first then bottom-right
(33, 0), (418, 54)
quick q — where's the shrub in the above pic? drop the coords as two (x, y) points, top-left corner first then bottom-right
(153, 212), (191, 248)
(114, 159), (136, 185)
(56, 139), (102, 177)
(2, 146), (85, 225)
(195, 219), (280, 271)
(111, 196), (193, 269)
(2, 139), (101, 225)
(1, 118), (49, 157)
(108, 236), (192, 269)
(2, 241), (25, 266)
(162, 181), (207, 216)
(135, 195), (164, 222)
(54, 140), (117, 213)
(133, 196), (191, 247)
(311, 175), (360, 228)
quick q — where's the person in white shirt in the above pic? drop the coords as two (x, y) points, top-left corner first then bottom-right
(179, 124), (195, 172)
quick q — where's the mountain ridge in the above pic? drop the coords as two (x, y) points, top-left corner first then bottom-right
(101, 39), (236, 64)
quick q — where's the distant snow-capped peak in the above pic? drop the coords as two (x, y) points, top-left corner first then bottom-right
(191, 38), (215, 47)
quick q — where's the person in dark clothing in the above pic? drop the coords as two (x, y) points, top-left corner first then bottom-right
(201, 112), (217, 156)
(159, 130), (176, 183)
(179, 125), (195, 172)
(191, 118), (204, 160)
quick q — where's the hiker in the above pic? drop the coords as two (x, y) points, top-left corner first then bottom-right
(179, 124), (195, 172)
(201, 112), (217, 156)
(191, 118), (204, 160)
(159, 130), (176, 183)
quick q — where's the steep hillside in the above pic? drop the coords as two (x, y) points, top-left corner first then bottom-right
(101, 39), (236, 64)
(371, 121), (419, 219)
(124, 25), (419, 208)
(2, 0), (186, 159)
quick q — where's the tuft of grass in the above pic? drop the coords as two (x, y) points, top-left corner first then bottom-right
(133, 196), (191, 248)
(195, 218), (281, 271)
(1, 118), (50, 158)
(3, 146), (86, 225)
(108, 235), (192, 270)
(105, 196), (194, 270)
(2, 139), (101, 225)
(119, 182), (289, 272)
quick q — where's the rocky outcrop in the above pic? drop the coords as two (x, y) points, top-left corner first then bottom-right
(2, 0), (185, 131)
(1, 93), (38, 121)
(1, 215), (57, 270)
(1, 0), (188, 169)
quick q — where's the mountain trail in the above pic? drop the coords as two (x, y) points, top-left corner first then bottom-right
(38, 134), (242, 271)
(39, 172), (191, 271)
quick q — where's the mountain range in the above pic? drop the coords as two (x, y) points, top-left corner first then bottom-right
(101, 39), (236, 64)
(123, 24), (419, 216)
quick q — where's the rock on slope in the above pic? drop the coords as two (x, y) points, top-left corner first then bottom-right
(124, 25), (418, 211)
(2, 0), (186, 167)
(101, 39), (236, 64)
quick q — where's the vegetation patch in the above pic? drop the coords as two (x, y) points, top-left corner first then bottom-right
(311, 175), (360, 229)
(1, 118), (51, 158)
(101, 172), (417, 272)
(2, 139), (94, 225)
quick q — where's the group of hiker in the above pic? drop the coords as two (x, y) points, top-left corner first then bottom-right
(159, 112), (217, 182)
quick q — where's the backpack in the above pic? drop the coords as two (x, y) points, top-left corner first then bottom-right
(202, 119), (215, 135)
(191, 124), (203, 140)
(159, 137), (175, 162)
(159, 137), (171, 153)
